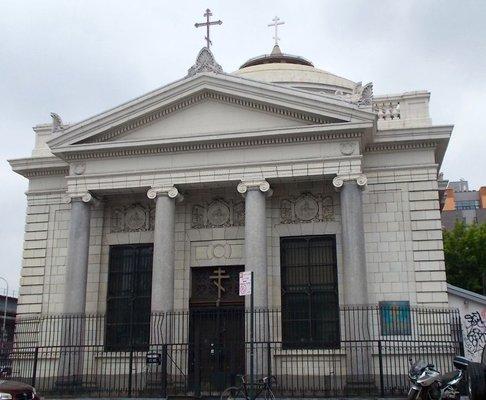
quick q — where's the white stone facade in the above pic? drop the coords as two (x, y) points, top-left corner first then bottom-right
(10, 47), (453, 317)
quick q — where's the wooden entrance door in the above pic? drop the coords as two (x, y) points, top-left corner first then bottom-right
(189, 266), (245, 394)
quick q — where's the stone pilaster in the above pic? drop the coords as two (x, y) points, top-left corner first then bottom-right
(147, 186), (182, 314)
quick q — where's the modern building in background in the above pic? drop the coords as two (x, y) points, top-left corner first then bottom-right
(440, 176), (486, 229)
(0, 294), (18, 366)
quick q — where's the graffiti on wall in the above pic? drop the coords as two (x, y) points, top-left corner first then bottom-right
(464, 310), (486, 358)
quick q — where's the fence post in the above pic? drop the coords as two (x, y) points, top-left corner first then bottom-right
(378, 340), (384, 397)
(31, 347), (39, 388)
(161, 345), (167, 398)
(194, 341), (201, 398)
(266, 341), (271, 378)
(128, 348), (133, 398)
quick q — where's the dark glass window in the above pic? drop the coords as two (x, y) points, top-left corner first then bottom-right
(456, 200), (480, 210)
(105, 244), (153, 351)
(280, 236), (340, 349)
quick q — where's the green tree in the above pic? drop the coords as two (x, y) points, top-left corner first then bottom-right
(444, 221), (486, 295)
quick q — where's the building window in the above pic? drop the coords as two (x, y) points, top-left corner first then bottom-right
(280, 235), (340, 349)
(379, 301), (412, 336)
(105, 244), (153, 351)
(456, 200), (480, 210)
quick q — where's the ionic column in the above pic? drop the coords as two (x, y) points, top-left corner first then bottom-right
(147, 186), (181, 314)
(332, 175), (369, 305)
(59, 192), (94, 387)
(333, 175), (372, 387)
(237, 180), (272, 309)
(63, 192), (93, 314)
(238, 180), (272, 379)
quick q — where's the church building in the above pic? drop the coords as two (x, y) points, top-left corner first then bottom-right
(9, 14), (460, 398)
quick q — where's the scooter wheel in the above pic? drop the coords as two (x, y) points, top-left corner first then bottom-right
(407, 387), (420, 400)
(467, 362), (486, 400)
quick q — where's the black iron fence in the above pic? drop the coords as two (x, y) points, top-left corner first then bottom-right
(6, 305), (463, 398)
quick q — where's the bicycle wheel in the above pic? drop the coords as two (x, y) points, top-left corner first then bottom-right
(221, 386), (244, 400)
(264, 387), (276, 400)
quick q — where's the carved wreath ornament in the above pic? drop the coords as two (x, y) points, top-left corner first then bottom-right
(280, 193), (334, 224)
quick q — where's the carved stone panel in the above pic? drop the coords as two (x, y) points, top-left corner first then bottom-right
(110, 203), (154, 232)
(191, 239), (244, 267)
(280, 193), (334, 224)
(191, 199), (245, 228)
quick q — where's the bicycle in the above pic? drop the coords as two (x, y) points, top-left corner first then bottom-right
(220, 374), (276, 400)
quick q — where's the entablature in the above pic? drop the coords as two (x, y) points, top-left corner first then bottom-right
(51, 122), (371, 162)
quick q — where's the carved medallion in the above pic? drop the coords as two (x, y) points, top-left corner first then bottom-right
(191, 199), (244, 228)
(295, 196), (319, 221)
(340, 142), (355, 156)
(125, 205), (147, 231)
(280, 192), (334, 224)
(207, 201), (230, 227)
(73, 162), (86, 175)
(110, 203), (154, 232)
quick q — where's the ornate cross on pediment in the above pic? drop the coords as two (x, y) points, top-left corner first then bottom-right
(210, 267), (229, 305)
(195, 8), (223, 49)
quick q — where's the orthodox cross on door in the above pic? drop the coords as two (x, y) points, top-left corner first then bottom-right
(268, 16), (285, 46)
(195, 8), (223, 49)
(210, 267), (229, 306)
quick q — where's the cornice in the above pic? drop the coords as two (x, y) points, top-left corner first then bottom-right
(365, 141), (438, 153)
(57, 128), (366, 161)
(9, 156), (69, 179)
(22, 167), (70, 178)
(375, 125), (453, 142)
(84, 91), (337, 144)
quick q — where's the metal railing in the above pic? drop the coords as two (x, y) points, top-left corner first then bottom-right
(6, 305), (463, 398)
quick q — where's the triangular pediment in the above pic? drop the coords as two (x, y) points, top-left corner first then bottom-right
(81, 92), (327, 144)
(48, 73), (376, 151)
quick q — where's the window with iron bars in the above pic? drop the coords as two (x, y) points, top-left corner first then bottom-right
(105, 244), (153, 351)
(280, 235), (340, 349)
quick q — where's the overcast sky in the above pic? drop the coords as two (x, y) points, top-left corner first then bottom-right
(1, 0), (485, 292)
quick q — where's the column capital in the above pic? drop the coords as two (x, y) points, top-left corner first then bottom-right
(64, 191), (97, 204)
(237, 180), (272, 197)
(332, 174), (367, 191)
(147, 186), (183, 201)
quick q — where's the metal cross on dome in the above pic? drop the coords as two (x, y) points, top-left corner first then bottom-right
(268, 16), (285, 46)
(195, 8), (223, 49)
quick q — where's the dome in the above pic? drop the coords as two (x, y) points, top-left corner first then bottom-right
(233, 45), (356, 95)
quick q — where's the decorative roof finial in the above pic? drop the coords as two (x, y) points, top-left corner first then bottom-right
(187, 47), (223, 77)
(50, 112), (63, 133)
(268, 16), (285, 46)
(195, 8), (222, 49)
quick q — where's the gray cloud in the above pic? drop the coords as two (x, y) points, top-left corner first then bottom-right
(1, 0), (485, 291)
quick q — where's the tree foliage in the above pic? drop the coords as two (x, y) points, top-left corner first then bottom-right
(444, 221), (486, 295)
